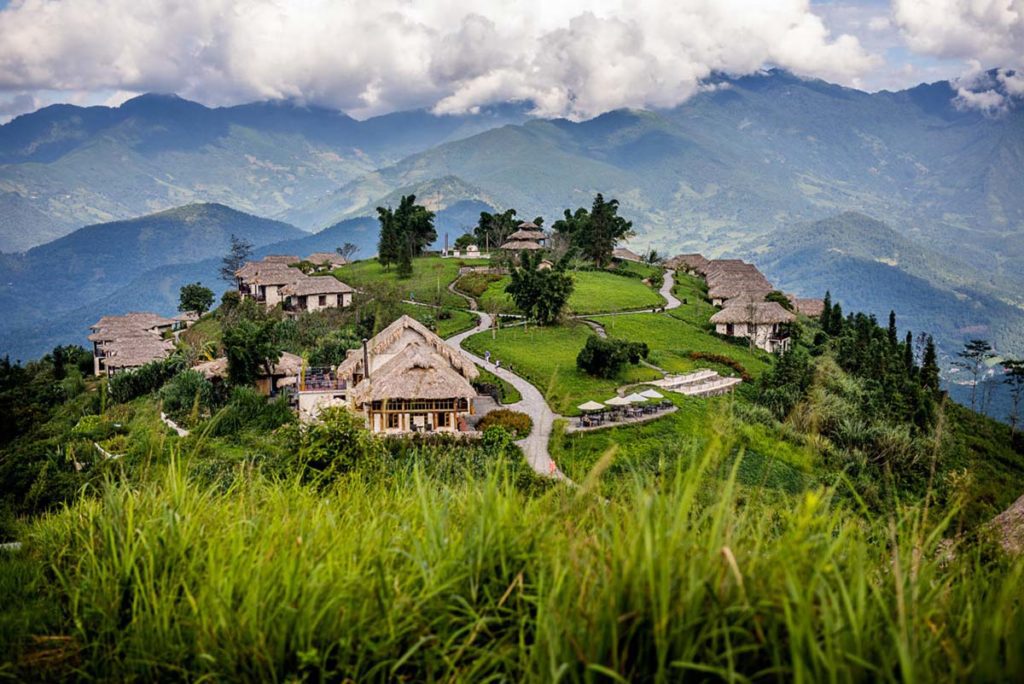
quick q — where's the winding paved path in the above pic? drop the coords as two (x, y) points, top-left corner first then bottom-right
(448, 312), (565, 480)
(446, 269), (680, 480)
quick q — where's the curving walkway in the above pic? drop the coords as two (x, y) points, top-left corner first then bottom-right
(447, 312), (566, 480)
(446, 269), (681, 481)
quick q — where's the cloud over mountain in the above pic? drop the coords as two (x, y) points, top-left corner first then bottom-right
(0, 0), (877, 120)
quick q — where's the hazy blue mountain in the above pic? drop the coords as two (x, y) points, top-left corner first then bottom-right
(295, 70), (1023, 292)
(0, 201), (495, 360)
(0, 94), (526, 250)
(754, 212), (1024, 357)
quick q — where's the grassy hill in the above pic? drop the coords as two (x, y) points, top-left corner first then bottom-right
(2, 249), (1023, 679)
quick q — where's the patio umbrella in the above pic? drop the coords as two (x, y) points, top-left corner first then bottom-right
(604, 396), (631, 406)
(577, 400), (605, 412)
(640, 389), (664, 399)
(624, 393), (648, 403)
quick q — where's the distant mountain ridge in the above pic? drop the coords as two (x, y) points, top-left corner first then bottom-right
(0, 94), (528, 251)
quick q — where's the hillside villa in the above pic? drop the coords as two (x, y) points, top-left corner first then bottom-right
(710, 301), (796, 353)
(235, 256), (354, 311)
(88, 312), (178, 376)
(330, 315), (480, 433)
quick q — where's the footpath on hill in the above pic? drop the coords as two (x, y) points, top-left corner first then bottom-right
(447, 269), (681, 479)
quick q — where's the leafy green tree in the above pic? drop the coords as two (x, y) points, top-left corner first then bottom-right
(394, 194), (436, 255)
(474, 208), (519, 248)
(955, 339), (993, 411)
(766, 291), (794, 311)
(178, 282), (214, 316)
(223, 319), (282, 386)
(454, 233), (476, 249)
(376, 206), (401, 270)
(505, 252), (574, 325)
(576, 336), (649, 378)
(219, 234), (253, 283)
(396, 233), (414, 279)
(553, 194), (635, 267)
(1003, 359), (1024, 436)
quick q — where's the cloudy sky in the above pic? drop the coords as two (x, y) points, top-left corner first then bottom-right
(0, 0), (1021, 122)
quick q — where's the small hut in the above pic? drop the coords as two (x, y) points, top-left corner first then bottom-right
(306, 252), (348, 271)
(710, 302), (795, 353)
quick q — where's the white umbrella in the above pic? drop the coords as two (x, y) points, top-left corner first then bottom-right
(577, 400), (605, 412)
(640, 389), (664, 399)
(604, 396), (631, 406)
(624, 393), (648, 403)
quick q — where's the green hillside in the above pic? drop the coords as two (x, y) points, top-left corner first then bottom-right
(1, 249), (1022, 679)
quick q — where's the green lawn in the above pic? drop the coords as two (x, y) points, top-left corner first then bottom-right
(478, 270), (664, 315)
(463, 322), (660, 415)
(550, 392), (817, 499)
(667, 271), (718, 327)
(591, 312), (770, 378)
(333, 256), (488, 309)
(398, 304), (478, 339)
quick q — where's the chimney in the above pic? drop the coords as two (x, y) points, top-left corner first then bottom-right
(362, 338), (370, 381)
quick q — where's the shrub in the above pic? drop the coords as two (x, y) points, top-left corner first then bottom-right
(577, 336), (649, 378)
(477, 409), (533, 438)
(206, 387), (294, 437)
(689, 351), (752, 382)
(286, 406), (387, 479)
(107, 360), (178, 404)
(457, 272), (502, 297)
(160, 370), (215, 426)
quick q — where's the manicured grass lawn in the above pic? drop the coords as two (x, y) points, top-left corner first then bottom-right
(333, 256), (488, 309)
(591, 312), (770, 377)
(399, 304), (478, 339)
(179, 314), (222, 352)
(463, 322), (660, 415)
(478, 271), (664, 315)
(667, 271), (718, 327)
(612, 259), (661, 279)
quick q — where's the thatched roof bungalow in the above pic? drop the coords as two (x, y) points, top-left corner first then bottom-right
(666, 253), (710, 273)
(710, 302), (795, 353)
(280, 274), (355, 312)
(88, 312), (177, 376)
(499, 238), (543, 251)
(337, 315), (479, 433)
(707, 279), (774, 306)
(306, 252), (348, 270)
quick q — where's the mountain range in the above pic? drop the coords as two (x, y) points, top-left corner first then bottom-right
(0, 69), (1022, 364)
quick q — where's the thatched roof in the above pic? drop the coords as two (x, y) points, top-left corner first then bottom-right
(705, 266), (766, 284)
(793, 298), (825, 317)
(235, 258), (303, 285)
(192, 351), (303, 380)
(499, 239), (543, 250)
(517, 220), (539, 229)
(90, 312), (176, 334)
(350, 345), (477, 405)
(507, 229), (546, 241)
(263, 255), (300, 264)
(710, 301), (796, 325)
(307, 252), (347, 267)
(102, 334), (174, 369)
(281, 274), (354, 296)
(721, 292), (768, 307)
(707, 279), (774, 300)
(612, 247), (643, 262)
(336, 314), (478, 382)
(666, 253), (709, 272)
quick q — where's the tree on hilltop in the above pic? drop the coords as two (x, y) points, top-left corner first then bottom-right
(955, 339), (993, 411)
(220, 234), (253, 283)
(473, 208), (519, 249)
(377, 195), (436, 272)
(1003, 358), (1024, 437)
(178, 282), (214, 317)
(553, 193), (634, 267)
(505, 251), (574, 325)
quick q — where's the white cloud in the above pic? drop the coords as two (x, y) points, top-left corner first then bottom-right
(893, 0), (1024, 66)
(0, 0), (879, 120)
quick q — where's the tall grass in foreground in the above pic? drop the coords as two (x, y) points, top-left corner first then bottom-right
(13, 446), (1024, 682)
